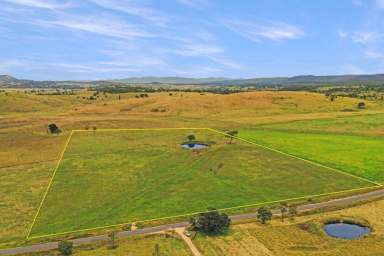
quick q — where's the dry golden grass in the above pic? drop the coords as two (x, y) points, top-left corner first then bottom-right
(194, 199), (384, 256)
(19, 233), (192, 256)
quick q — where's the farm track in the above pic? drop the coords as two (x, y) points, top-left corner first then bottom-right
(1, 188), (384, 255)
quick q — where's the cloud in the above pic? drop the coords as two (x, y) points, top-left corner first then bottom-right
(87, 0), (169, 26)
(376, 0), (384, 8)
(364, 49), (384, 59)
(223, 19), (304, 42)
(177, 0), (210, 9)
(21, 13), (153, 40)
(338, 30), (384, 44)
(207, 56), (245, 69)
(0, 59), (23, 70)
(352, 0), (363, 6)
(169, 43), (224, 56)
(3, 0), (72, 10)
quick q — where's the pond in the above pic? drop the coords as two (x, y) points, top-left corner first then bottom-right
(181, 143), (208, 150)
(324, 222), (370, 240)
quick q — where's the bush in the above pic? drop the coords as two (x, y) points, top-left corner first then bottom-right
(48, 123), (61, 134)
(58, 240), (73, 255)
(357, 102), (366, 109)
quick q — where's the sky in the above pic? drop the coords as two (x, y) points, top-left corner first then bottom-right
(1, 0), (384, 80)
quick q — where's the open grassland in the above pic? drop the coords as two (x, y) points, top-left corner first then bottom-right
(1, 89), (384, 247)
(253, 113), (384, 136)
(20, 233), (192, 256)
(30, 129), (371, 237)
(193, 199), (384, 256)
(239, 126), (384, 182)
(0, 163), (53, 247)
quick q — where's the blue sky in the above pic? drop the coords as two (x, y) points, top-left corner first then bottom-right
(1, 0), (384, 80)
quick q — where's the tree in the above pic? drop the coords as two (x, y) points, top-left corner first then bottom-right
(357, 102), (366, 109)
(226, 130), (238, 144)
(190, 209), (231, 235)
(58, 240), (73, 256)
(257, 207), (272, 224)
(48, 123), (61, 134)
(107, 231), (118, 249)
(187, 134), (196, 141)
(280, 202), (288, 222)
(153, 244), (160, 256)
(288, 205), (298, 220)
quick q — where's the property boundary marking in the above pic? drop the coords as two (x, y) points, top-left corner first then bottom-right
(27, 127), (382, 240)
(29, 185), (380, 240)
(27, 130), (74, 239)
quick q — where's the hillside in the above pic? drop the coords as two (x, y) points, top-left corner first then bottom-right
(1, 74), (384, 88)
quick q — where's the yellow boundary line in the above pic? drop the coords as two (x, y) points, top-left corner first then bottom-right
(29, 184), (380, 240)
(27, 127), (382, 240)
(27, 131), (74, 239)
(72, 127), (208, 132)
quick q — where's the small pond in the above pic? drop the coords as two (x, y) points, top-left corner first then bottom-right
(181, 143), (208, 150)
(324, 222), (370, 240)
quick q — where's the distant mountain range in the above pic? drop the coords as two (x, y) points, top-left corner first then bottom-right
(1, 74), (384, 88)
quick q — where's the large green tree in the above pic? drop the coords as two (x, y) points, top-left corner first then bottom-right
(190, 209), (231, 235)
(257, 207), (272, 224)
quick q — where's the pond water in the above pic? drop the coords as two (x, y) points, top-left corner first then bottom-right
(181, 143), (208, 150)
(324, 222), (370, 240)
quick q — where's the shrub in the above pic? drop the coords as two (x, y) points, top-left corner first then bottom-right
(48, 123), (61, 134)
(257, 207), (272, 224)
(58, 240), (73, 255)
(357, 102), (366, 109)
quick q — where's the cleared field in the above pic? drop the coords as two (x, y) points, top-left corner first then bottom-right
(239, 129), (384, 182)
(30, 128), (372, 237)
(193, 199), (384, 256)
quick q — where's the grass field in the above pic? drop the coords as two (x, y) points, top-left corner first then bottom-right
(239, 126), (384, 182)
(1, 90), (384, 249)
(193, 198), (384, 256)
(29, 128), (373, 237)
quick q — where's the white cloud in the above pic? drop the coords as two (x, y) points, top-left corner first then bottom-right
(223, 19), (303, 42)
(207, 56), (245, 69)
(338, 30), (384, 44)
(364, 49), (384, 59)
(352, 31), (383, 43)
(337, 29), (348, 38)
(3, 0), (72, 10)
(169, 43), (224, 56)
(376, 0), (384, 8)
(352, 0), (363, 6)
(0, 59), (23, 70)
(35, 14), (153, 39)
(87, 0), (168, 26)
(177, 0), (210, 9)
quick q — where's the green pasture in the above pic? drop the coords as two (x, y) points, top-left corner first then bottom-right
(30, 129), (372, 237)
(240, 126), (384, 182)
